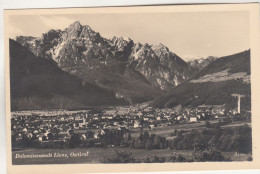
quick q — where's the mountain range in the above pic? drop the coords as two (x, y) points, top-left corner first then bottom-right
(15, 21), (194, 102)
(12, 21), (251, 110)
(187, 56), (218, 72)
(151, 50), (251, 110)
(10, 39), (127, 111)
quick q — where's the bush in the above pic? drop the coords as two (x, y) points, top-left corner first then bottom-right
(168, 153), (187, 162)
(247, 156), (253, 161)
(205, 121), (211, 128)
(101, 149), (136, 163)
(190, 148), (226, 162)
(169, 129), (178, 137)
(142, 155), (166, 163)
(67, 133), (81, 148)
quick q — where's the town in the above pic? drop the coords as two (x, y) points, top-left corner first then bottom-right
(11, 100), (250, 150)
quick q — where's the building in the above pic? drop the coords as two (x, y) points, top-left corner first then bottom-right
(134, 121), (140, 128)
(190, 117), (198, 122)
(78, 117), (86, 127)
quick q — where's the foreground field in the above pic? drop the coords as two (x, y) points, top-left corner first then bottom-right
(12, 147), (251, 165)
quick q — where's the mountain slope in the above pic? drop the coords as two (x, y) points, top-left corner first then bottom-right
(16, 21), (193, 103)
(187, 56), (217, 72)
(151, 50), (251, 110)
(193, 50), (250, 78)
(9, 39), (126, 111)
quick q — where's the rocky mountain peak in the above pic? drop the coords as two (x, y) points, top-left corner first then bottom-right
(187, 56), (218, 72)
(152, 43), (170, 58)
(15, 21), (194, 98)
(111, 36), (133, 52)
(152, 43), (169, 51)
(64, 21), (99, 42)
(80, 25), (96, 35)
(68, 21), (82, 30)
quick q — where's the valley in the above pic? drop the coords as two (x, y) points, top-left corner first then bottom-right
(10, 21), (252, 163)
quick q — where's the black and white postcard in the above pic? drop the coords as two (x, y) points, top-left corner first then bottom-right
(4, 3), (260, 174)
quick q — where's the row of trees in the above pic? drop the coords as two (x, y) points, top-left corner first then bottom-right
(101, 147), (229, 163)
(122, 132), (167, 150)
(12, 124), (252, 156)
(102, 124), (252, 163)
(168, 124), (252, 154)
(119, 124), (252, 154)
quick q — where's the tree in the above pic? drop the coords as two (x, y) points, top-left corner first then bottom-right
(169, 129), (178, 137)
(52, 127), (60, 134)
(138, 132), (144, 141)
(47, 133), (54, 141)
(11, 134), (17, 148)
(176, 130), (184, 137)
(191, 137), (226, 162)
(129, 139), (135, 148)
(205, 121), (211, 128)
(150, 134), (156, 142)
(102, 149), (136, 163)
(247, 156), (253, 161)
(169, 153), (187, 162)
(67, 133), (82, 148)
(127, 132), (132, 141)
(143, 131), (150, 141)
(142, 155), (165, 163)
(173, 129), (178, 136)
(20, 135), (30, 148)
(232, 124), (252, 154)
(153, 135), (161, 149)
(145, 139), (152, 151)
(42, 136), (47, 141)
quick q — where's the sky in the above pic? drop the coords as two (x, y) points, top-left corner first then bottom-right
(8, 11), (249, 60)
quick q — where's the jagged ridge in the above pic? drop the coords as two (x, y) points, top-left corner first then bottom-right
(151, 50), (251, 109)
(10, 39), (127, 111)
(16, 21), (193, 103)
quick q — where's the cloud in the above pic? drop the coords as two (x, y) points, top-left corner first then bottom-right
(39, 15), (75, 30)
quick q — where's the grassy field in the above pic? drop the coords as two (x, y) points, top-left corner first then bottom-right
(12, 147), (251, 165)
(129, 120), (251, 138)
